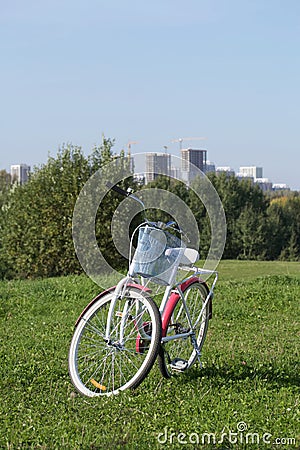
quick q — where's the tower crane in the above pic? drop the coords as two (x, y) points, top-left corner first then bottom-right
(127, 141), (139, 158)
(171, 137), (207, 150)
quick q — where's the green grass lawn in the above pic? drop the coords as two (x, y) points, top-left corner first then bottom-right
(217, 260), (300, 282)
(0, 261), (299, 449)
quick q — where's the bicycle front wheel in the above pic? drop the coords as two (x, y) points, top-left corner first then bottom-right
(69, 287), (162, 397)
(158, 281), (210, 378)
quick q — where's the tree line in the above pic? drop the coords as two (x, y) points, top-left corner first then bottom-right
(0, 139), (299, 280)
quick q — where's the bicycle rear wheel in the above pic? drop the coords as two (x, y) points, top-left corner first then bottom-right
(69, 286), (161, 397)
(158, 281), (210, 378)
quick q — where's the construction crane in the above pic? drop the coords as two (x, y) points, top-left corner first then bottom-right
(127, 141), (139, 158)
(171, 137), (207, 150)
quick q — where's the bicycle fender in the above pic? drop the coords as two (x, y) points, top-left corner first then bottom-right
(161, 277), (212, 337)
(74, 283), (152, 328)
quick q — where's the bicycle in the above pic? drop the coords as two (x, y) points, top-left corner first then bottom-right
(68, 182), (218, 397)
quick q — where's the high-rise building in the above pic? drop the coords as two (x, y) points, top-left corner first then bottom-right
(205, 161), (216, 173)
(180, 148), (207, 182)
(255, 178), (272, 192)
(272, 183), (290, 191)
(145, 153), (171, 183)
(169, 166), (181, 179)
(10, 164), (30, 184)
(239, 166), (263, 180)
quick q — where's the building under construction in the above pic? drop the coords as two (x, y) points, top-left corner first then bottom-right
(181, 148), (207, 181)
(145, 153), (171, 183)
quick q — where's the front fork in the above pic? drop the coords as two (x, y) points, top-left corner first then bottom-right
(105, 276), (150, 347)
(105, 277), (129, 343)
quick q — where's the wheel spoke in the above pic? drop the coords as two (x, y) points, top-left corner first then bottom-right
(158, 282), (210, 378)
(69, 288), (161, 396)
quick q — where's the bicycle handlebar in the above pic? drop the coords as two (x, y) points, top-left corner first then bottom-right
(106, 182), (189, 240)
(106, 181), (130, 197)
(106, 181), (146, 212)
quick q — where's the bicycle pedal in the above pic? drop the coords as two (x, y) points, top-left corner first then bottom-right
(170, 358), (188, 371)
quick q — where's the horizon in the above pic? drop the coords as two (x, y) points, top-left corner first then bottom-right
(5, 147), (297, 192)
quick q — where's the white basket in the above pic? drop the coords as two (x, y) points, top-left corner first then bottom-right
(129, 226), (186, 286)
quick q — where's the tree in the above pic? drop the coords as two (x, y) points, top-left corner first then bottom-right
(0, 138), (135, 280)
(268, 194), (300, 261)
(207, 173), (269, 259)
(92, 137), (136, 271)
(0, 170), (11, 208)
(1, 144), (90, 278)
(142, 175), (190, 225)
(0, 170), (12, 278)
(235, 206), (268, 259)
(266, 199), (289, 260)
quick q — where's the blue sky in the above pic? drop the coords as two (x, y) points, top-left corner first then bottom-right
(1, 0), (300, 189)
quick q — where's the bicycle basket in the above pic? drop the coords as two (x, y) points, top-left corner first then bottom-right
(129, 226), (186, 286)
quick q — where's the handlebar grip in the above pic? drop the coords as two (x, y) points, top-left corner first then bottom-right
(106, 181), (129, 197)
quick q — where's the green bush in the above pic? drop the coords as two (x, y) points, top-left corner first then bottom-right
(0, 139), (134, 280)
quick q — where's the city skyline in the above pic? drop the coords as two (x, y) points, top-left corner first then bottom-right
(6, 147), (292, 191)
(1, 1), (299, 190)
(1, 137), (297, 190)
(138, 149), (290, 190)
